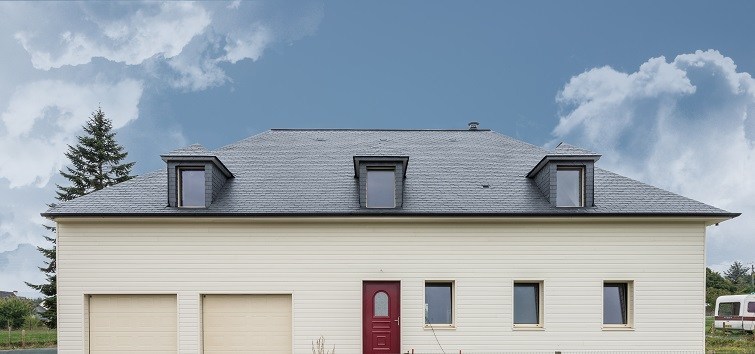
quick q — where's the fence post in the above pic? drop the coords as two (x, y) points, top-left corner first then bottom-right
(21, 329), (25, 348)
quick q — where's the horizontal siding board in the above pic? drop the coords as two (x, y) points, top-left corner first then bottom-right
(57, 219), (706, 353)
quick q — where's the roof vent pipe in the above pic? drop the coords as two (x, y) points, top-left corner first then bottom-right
(468, 121), (480, 130)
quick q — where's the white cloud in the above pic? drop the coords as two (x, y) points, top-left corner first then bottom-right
(0, 79), (143, 188)
(14, 3), (211, 70)
(0, 243), (46, 298)
(10, 2), (321, 91)
(553, 50), (755, 267)
(0, 1), (322, 297)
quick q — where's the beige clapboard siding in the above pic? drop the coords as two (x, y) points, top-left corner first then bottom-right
(57, 218), (707, 353)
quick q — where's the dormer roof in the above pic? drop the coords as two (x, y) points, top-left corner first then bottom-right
(526, 142), (601, 178)
(160, 144), (234, 179)
(553, 142), (599, 156)
(353, 156), (409, 178)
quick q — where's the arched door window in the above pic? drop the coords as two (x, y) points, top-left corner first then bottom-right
(374, 291), (389, 317)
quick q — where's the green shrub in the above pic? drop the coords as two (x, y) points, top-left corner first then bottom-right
(0, 298), (33, 330)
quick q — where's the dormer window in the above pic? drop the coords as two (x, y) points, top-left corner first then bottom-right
(161, 144), (234, 209)
(526, 143), (599, 208)
(366, 168), (396, 208)
(556, 166), (584, 207)
(178, 168), (206, 207)
(354, 156), (408, 209)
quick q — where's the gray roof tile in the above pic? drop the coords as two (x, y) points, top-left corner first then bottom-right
(43, 129), (737, 218)
(553, 142), (599, 156)
(164, 143), (211, 156)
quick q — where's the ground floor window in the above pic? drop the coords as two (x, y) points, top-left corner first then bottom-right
(603, 281), (633, 328)
(425, 281), (454, 326)
(514, 281), (543, 327)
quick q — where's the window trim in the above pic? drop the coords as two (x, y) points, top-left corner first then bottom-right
(513, 280), (544, 329)
(423, 280), (456, 329)
(177, 167), (206, 208)
(365, 167), (397, 209)
(555, 166), (585, 208)
(602, 280), (634, 330)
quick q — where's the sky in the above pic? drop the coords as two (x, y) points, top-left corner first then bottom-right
(0, 1), (753, 297)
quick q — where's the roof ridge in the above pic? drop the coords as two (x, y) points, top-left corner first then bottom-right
(268, 128), (493, 132)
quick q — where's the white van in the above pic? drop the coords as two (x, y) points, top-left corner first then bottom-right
(715, 294), (755, 331)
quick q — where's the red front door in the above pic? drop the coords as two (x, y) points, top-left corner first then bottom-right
(363, 281), (400, 354)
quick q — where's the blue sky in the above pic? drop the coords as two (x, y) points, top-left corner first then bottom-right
(1, 1), (754, 296)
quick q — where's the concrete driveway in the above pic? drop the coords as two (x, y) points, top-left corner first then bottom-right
(0, 349), (56, 354)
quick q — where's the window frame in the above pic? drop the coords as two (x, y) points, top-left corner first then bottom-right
(555, 166), (585, 208)
(512, 280), (544, 329)
(365, 167), (397, 209)
(177, 167), (206, 208)
(423, 280), (456, 329)
(602, 280), (634, 330)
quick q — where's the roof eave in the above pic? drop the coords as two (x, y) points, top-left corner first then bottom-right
(42, 211), (741, 221)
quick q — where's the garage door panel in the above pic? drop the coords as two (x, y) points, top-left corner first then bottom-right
(203, 294), (292, 354)
(89, 295), (177, 354)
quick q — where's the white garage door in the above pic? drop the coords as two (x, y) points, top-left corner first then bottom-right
(89, 294), (177, 354)
(203, 294), (292, 354)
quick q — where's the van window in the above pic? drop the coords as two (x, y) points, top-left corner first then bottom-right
(748, 302), (755, 313)
(718, 302), (741, 316)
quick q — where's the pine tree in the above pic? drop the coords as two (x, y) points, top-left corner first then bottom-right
(56, 108), (135, 200)
(724, 261), (750, 285)
(26, 108), (135, 328)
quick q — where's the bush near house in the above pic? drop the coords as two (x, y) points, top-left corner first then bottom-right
(0, 297), (33, 330)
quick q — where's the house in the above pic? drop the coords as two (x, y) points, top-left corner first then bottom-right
(0, 290), (17, 299)
(44, 125), (738, 353)
(33, 304), (46, 319)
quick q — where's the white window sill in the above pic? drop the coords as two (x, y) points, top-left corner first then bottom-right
(513, 325), (544, 331)
(602, 325), (634, 331)
(424, 324), (455, 330)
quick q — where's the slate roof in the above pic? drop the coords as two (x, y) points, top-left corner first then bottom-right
(553, 142), (599, 156)
(43, 129), (738, 218)
(164, 143), (212, 156)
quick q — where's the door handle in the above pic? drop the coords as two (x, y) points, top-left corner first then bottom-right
(394, 316), (400, 326)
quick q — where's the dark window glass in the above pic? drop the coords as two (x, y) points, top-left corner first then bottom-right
(603, 283), (628, 325)
(425, 283), (452, 325)
(718, 302), (741, 316)
(366, 169), (395, 208)
(514, 283), (540, 324)
(180, 169), (205, 207)
(749, 302), (755, 313)
(556, 168), (583, 207)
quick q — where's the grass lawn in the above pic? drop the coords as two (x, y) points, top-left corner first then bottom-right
(707, 316), (755, 353)
(0, 319), (752, 351)
(0, 328), (56, 350)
